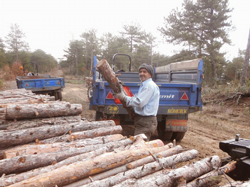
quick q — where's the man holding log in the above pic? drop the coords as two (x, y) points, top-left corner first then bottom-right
(114, 64), (160, 141)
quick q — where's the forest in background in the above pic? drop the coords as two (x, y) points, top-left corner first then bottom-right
(0, 0), (249, 89)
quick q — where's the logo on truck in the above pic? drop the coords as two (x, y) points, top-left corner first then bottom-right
(167, 108), (187, 114)
(160, 94), (175, 99)
(107, 105), (119, 114)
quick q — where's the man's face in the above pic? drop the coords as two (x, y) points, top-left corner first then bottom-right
(139, 68), (151, 82)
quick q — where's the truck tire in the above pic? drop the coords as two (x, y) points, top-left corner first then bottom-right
(157, 120), (173, 141)
(87, 85), (94, 100)
(172, 132), (186, 141)
(53, 91), (58, 100)
(57, 92), (62, 101)
(95, 111), (102, 121)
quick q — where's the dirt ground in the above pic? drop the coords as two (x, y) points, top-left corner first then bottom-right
(2, 79), (250, 184)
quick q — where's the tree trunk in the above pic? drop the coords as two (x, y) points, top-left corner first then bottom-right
(0, 147), (107, 187)
(75, 147), (194, 187)
(241, 28), (250, 86)
(221, 181), (250, 187)
(186, 160), (236, 187)
(65, 144), (175, 187)
(96, 59), (135, 119)
(2, 102), (82, 120)
(4, 134), (124, 159)
(127, 144), (181, 169)
(0, 95), (55, 104)
(9, 146), (176, 187)
(38, 125), (122, 144)
(0, 138), (133, 176)
(3, 115), (81, 130)
(0, 120), (117, 148)
(0, 89), (33, 98)
(113, 155), (221, 187)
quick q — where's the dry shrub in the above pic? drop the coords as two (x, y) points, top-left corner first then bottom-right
(11, 62), (23, 76)
(1, 65), (15, 80)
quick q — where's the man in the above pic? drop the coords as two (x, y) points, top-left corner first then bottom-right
(114, 63), (160, 141)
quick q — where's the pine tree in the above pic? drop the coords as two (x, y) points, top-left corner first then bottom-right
(159, 0), (233, 84)
(5, 24), (29, 63)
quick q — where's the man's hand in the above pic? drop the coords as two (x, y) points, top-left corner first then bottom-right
(114, 84), (127, 101)
(114, 91), (125, 101)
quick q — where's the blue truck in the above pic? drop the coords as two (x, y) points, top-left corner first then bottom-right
(16, 62), (65, 100)
(88, 54), (203, 141)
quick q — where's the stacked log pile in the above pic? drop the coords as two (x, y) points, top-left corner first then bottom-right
(0, 89), (248, 186)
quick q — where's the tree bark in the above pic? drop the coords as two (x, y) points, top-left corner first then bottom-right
(9, 146), (176, 187)
(0, 89), (33, 98)
(0, 95), (55, 104)
(38, 125), (122, 144)
(76, 147), (193, 187)
(4, 134), (124, 159)
(0, 136), (132, 187)
(186, 160), (236, 187)
(113, 155), (221, 187)
(221, 181), (250, 187)
(65, 144), (176, 187)
(128, 136), (164, 150)
(0, 120), (117, 148)
(127, 144), (181, 169)
(1, 102), (82, 120)
(0, 137), (133, 176)
(3, 115), (81, 130)
(96, 59), (135, 119)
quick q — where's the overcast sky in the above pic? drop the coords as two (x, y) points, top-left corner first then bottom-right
(1, 0), (250, 62)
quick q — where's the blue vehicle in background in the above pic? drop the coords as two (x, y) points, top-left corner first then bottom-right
(88, 54), (203, 141)
(16, 62), (65, 100)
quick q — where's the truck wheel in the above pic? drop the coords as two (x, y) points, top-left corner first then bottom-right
(54, 92), (58, 100)
(172, 132), (186, 141)
(157, 120), (173, 141)
(95, 111), (103, 121)
(87, 86), (94, 100)
(157, 121), (165, 140)
(164, 132), (173, 141)
(57, 92), (62, 101)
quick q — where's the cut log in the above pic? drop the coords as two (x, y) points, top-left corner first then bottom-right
(96, 59), (135, 119)
(4, 115), (81, 130)
(127, 144), (180, 169)
(187, 176), (222, 187)
(221, 181), (250, 187)
(9, 146), (176, 187)
(65, 143), (176, 187)
(0, 137), (134, 175)
(0, 137), (133, 187)
(0, 120), (117, 148)
(113, 155), (221, 187)
(76, 148), (196, 187)
(186, 161), (237, 187)
(128, 135), (164, 150)
(0, 89), (34, 99)
(39, 125), (122, 144)
(4, 134), (124, 158)
(0, 95), (55, 104)
(2, 102), (82, 120)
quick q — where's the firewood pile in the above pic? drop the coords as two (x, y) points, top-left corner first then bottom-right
(0, 89), (249, 187)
